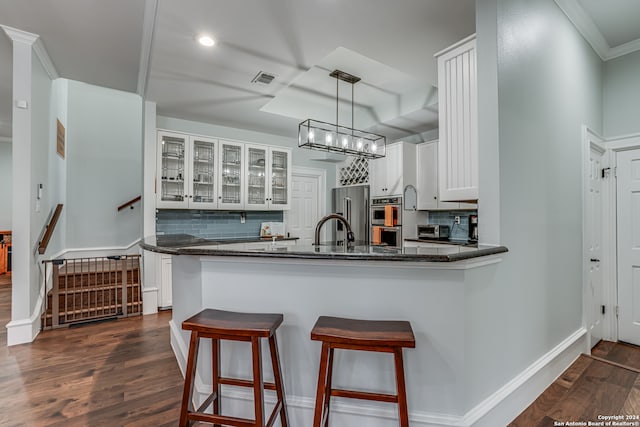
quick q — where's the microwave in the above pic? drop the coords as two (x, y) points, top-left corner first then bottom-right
(417, 224), (450, 240)
(371, 197), (402, 227)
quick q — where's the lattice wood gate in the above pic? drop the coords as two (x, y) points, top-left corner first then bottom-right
(42, 255), (142, 329)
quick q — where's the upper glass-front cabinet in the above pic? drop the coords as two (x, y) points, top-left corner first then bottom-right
(157, 131), (218, 209)
(218, 140), (245, 210)
(158, 132), (188, 208)
(270, 148), (290, 209)
(156, 131), (290, 211)
(244, 145), (291, 210)
(190, 137), (217, 208)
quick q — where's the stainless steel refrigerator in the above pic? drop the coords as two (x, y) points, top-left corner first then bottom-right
(331, 185), (370, 244)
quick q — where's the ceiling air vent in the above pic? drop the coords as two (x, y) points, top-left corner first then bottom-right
(251, 71), (276, 85)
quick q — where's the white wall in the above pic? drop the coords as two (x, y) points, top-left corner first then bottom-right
(603, 50), (640, 137)
(0, 142), (11, 229)
(66, 81), (143, 249)
(466, 0), (602, 414)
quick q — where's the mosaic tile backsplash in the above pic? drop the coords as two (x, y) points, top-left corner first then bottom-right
(427, 210), (478, 242)
(156, 210), (284, 240)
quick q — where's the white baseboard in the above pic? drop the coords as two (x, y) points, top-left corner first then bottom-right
(169, 322), (587, 427)
(466, 327), (588, 427)
(6, 292), (42, 346)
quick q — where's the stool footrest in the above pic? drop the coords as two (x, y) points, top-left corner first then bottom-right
(187, 400), (283, 427)
(197, 391), (218, 413)
(219, 376), (277, 391)
(331, 388), (399, 403)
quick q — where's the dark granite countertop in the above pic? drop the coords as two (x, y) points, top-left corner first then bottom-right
(140, 234), (507, 262)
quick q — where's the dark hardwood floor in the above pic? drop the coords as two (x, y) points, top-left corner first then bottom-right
(2, 274), (640, 426)
(0, 278), (185, 427)
(510, 340), (640, 426)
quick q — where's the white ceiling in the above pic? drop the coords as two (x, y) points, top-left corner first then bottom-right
(0, 0), (638, 142)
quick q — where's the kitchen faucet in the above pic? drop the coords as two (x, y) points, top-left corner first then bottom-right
(314, 213), (355, 246)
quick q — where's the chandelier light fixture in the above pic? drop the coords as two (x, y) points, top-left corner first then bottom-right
(298, 69), (386, 159)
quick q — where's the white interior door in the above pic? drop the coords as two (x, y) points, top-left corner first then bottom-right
(586, 141), (605, 347)
(285, 168), (325, 246)
(617, 148), (640, 346)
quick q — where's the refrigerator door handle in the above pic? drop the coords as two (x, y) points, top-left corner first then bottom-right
(345, 197), (352, 223)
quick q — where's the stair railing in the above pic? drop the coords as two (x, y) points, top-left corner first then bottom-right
(38, 204), (63, 255)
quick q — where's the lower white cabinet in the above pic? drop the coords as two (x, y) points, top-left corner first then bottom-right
(416, 141), (477, 211)
(158, 254), (173, 308)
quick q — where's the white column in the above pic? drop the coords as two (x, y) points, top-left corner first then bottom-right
(142, 101), (159, 314)
(3, 26), (37, 344)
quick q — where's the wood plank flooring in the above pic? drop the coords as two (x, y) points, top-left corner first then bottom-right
(0, 279), (185, 426)
(510, 341), (640, 426)
(3, 273), (640, 426)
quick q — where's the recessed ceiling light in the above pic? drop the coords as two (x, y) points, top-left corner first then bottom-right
(197, 35), (215, 47)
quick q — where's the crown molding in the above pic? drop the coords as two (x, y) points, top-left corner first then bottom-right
(1, 24), (59, 79)
(33, 38), (59, 80)
(553, 0), (609, 61)
(1, 24), (38, 45)
(137, 0), (158, 96)
(554, 0), (640, 61)
(606, 38), (640, 61)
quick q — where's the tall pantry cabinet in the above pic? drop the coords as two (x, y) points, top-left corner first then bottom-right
(435, 34), (479, 202)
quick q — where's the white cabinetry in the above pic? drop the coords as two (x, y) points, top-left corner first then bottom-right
(245, 145), (291, 210)
(369, 142), (415, 198)
(218, 140), (245, 210)
(435, 35), (478, 202)
(157, 131), (219, 209)
(158, 254), (173, 308)
(416, 141), (477, 210)
(157, 130), (291, 211)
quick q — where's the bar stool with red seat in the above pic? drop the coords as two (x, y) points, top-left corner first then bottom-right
(179, 308), (289, 427)
(310, 315), (415, 427)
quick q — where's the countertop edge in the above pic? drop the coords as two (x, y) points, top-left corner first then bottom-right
(140, 240), (508, 263)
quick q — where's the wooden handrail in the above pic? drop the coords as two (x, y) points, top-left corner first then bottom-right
(38, 204), (63, 255)
(117, 195), (141, 211)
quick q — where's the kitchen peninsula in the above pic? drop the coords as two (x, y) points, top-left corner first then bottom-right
(141, 235), (508, 423)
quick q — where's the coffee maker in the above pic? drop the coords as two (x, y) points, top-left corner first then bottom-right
(468, 215), (478, 242)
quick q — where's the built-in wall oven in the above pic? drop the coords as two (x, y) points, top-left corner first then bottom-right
(371, 196), (402, 247)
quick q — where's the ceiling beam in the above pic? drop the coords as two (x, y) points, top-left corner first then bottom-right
(137, 0), (158, 97)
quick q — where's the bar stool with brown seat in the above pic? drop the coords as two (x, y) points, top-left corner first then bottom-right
(310, 316), (415, 427)
(179, 308), (289, 427)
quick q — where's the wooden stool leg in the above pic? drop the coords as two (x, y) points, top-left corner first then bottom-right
(322, 347), (334, 427)
(180, 331), (201, 427)
(393, 348), (410, 427)
(212, 338), (221, 427)
(251, 336), (265, 426)
(313, 342), (331, 427)
(268, 334), (289, 427)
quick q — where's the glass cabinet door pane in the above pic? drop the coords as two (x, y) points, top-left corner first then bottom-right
(271, 150), (288, 205)
(247, 147), (266, 205)
(221, 143), (242, 204)
(192, 139), (216, 203)
(160, 135), (186, 202)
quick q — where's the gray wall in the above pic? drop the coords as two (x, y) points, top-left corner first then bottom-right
(66, 81), (143, 249)
(0, 142), (11, 229)
(603, 50), (640, 137)
(466, 0), (603, 413)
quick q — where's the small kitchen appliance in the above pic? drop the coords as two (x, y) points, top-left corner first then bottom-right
(417, 224), (450, 241)
(468, 215), (478, 242)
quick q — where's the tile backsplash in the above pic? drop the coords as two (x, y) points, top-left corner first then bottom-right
(156, 210), (284, 240)
(427, 210), (478, 242)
